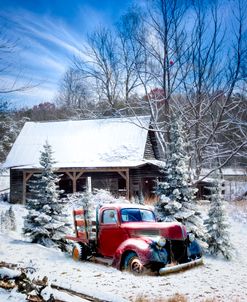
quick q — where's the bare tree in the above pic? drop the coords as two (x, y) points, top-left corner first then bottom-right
(56, 0), (247, 181)
(117, 8), (145, 103)
(74, 27), (121, 112)
(132, 0), (247, 180)
(0, 21), (38, 164)
(178, 0), (247, 180)
(60, 20), (147, 117)
(55, 68), (97, 118)
(0, 24), (32, 95)
(0, 100), (28, 163)
(126, 0), (191, 157)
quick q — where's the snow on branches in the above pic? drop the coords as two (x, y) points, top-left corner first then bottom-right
(204, 175), (232, 259)
(0, 206), (16, 233)
(65, 189), (128, 222)
(155, 116), (205, 241)
(23, 141), (70, 251)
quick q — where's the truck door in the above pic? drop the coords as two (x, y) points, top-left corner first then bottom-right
(98, 209), (128, 257)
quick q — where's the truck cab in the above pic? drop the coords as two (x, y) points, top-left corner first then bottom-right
(98, 204), (156, 257)
(67, 203), (202, 275)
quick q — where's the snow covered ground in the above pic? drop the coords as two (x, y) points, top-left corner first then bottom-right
(0, 201), (247, 302)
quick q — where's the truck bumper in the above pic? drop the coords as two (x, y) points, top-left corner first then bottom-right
(159, 257), (203, 275)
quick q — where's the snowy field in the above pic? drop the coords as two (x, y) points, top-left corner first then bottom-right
(0, 201), (247, 302)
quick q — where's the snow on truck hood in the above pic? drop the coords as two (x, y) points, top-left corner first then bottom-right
(122, 221), (187, 241)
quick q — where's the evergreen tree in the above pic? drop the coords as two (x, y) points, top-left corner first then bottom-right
(23, 141), (70, 251)
(8, 206), (16, 231)
(137, 192), (145, 205)
(0, 211), (5, 232)
(204, 176), (232, 259)
(130, 192), (145, 205)
(155, 116), (205, 240)
(0, 208), (13, 232)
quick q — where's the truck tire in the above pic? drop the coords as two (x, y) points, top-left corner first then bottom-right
(123, 252), (144, 274)
(72, 243), (88, 261)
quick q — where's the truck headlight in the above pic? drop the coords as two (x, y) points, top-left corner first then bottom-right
(188, 233), (195, 242)
(155, 237), (166, 248)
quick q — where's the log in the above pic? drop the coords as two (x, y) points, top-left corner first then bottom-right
(51, 284), (111, 302)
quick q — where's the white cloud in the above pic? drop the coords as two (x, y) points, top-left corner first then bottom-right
(0, 2), (126, 108)
(0, 9), (90, 107)
(7, 9), (85, 57)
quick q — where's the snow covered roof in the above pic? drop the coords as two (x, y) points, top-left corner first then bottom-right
(3, 116), (158, 169)
(0, 171), (9, 191)
(200, 168), (247, 177)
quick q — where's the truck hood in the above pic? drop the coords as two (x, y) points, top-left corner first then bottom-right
(121, 221), (187, 241)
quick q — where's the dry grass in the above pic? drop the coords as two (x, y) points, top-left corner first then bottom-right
(229, 199), (247, 223)
(166, 293), (188, 302)
(134, 293), (188, 302)
(233, 199), (247, 211)
(134, 294), (222, 302)
(144, 196), (158, 205)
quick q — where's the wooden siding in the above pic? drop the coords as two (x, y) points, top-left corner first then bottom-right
(223, 175), (247, 181)
(9, 164), (163, 203)
(10, 169), (23, 204)
(129, 164), (163, 198)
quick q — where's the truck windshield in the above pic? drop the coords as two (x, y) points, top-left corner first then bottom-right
(121, 208), (155, 223)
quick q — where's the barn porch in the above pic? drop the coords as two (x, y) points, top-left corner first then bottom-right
(10, 162), (163, 204)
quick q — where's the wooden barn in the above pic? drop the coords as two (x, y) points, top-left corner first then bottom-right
(3, 116), (165, 203)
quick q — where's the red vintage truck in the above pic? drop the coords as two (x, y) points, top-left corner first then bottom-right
(66, 203), (203, 275)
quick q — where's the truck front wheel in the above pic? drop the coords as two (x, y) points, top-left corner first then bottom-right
(123, 252), (144, 274)
(72, 243), (88, 261)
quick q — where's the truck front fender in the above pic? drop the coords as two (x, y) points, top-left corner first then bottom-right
(113, 238), (152, 270)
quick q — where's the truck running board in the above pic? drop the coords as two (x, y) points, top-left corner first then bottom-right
(159, 258), (203, 276)
(91, 256), (113, 267)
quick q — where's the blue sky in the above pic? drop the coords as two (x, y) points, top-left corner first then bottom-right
(0, 0), (133, 108)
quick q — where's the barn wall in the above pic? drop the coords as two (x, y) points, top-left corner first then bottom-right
(9, 165), (163, 203)
(85, 172), (123, 196)
(197, 175), (247, 201)
(223, 177), (247, 201)
(130, 165), (163, 199)
(10, 169), (23, 204)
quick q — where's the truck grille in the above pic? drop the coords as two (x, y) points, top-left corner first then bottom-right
(166, 240), (188, 263)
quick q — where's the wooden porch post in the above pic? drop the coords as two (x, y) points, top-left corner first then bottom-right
(66, 172), (76, 193)
(117, 169), (130, 200)
(72, 172), (76, 193)
(23, 172), (26, 204)
(23, 171), (33, 204)
(126, 169), (130, 200)
(66, 171), (84, 193)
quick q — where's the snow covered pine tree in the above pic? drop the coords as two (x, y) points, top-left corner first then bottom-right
(0, 210), (6, 232)
(155, 116), (205, 242)
(204, 175), (232, 259)
(8, 206), (16, 231)
(0, 206), (16, 232)
(23, 141), (70, 251)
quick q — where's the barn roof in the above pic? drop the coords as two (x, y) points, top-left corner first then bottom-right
(3, 116), (161, 169)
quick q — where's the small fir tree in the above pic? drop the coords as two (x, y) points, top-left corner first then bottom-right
(204, 176), (232, 259)
(130, 192), (145, 205)
(66, 189), (128, 222)
(137, 192), (145, 205)
(0, 211), (6, 232)
(23, 141), (70, 251)
(155, 116), (205, 240)
(0, 208), (14, 232)
(8, 206), (16, 231)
